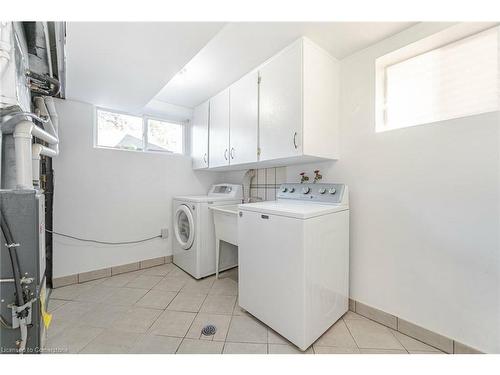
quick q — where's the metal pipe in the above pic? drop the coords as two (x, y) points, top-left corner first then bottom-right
(26, 70), (60, 97)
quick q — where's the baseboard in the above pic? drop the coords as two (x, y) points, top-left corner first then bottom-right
(348, 298), (483, 354)
(52, 255), (172, 288)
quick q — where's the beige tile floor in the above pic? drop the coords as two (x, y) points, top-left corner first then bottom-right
(46, 264), (445, 354)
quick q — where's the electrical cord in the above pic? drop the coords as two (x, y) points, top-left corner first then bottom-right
(1, 209), (26, 308)
(45, 229), (161, 245)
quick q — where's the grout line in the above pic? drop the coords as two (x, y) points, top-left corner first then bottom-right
(390, 323), (443, 353)
(344, 314), (411, 352)
(342, 317), (361, 350)
(221, 313), (235, 354)
(388, 329), (410, 353)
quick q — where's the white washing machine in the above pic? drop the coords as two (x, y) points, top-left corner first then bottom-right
(238, 183), (349, 351)
(173, 184), (243, 279)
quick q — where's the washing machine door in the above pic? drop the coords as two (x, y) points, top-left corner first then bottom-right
(174, 204), (195, 250)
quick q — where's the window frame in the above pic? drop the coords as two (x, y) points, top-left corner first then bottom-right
(94, 106), (186, 155)
(375, 23), (499, 133)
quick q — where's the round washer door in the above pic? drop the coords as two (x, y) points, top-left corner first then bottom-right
(174, 204), (195, 250)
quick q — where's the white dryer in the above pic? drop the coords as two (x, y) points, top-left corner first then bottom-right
(173, 184), (242, 279)
(238, 183), (349, 351)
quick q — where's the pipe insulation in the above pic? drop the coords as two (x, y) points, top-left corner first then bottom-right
(42, 22), (53, 78)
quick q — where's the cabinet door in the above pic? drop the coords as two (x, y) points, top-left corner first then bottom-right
(259, 41), (303, 161)
(209, 88), (230, 168)
(229, 71), (258, 165)
(191, 101), (209, 169)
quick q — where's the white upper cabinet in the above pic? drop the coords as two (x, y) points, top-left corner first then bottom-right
(259, 38), (339, 165)
(229, 71), (259, 165)
(209, 88), (230, 168)
(301, 39), (340, 161)
(259, 41), (303, 161)
(191, 100), (209, 169)
(194, 37), (339, 171)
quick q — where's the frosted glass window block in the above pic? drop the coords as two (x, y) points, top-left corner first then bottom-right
(377, 26), (499, 132)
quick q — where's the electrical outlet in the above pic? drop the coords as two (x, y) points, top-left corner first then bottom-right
(161, 228), (168, 239)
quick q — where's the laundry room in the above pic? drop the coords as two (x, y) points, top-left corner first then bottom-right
(1, 1), (499, 373)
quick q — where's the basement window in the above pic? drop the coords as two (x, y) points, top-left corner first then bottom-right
(376, 25), (500, 132)
(96, 109), (144, 151)
(146, 119), (184, 154)
(95, 109), (184, 154)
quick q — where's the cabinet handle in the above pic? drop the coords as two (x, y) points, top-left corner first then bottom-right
(230, 147), (235, 159)
(224, 149), (228, 160)
(203, 153), (207, 164)
(293, 132), (298, 149)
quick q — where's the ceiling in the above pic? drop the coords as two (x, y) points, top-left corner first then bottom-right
(151, 22), (416, 108)
(65, 22), (416, 119)
(65, 22), (225, 113)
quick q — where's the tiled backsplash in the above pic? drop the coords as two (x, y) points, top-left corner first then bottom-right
(249, 167), (287, 201)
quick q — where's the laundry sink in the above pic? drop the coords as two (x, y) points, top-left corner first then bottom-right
(210, 204), (240, 278)
(209, 204), (239, 246)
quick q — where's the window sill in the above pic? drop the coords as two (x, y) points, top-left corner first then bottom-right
(94, 145), (186, 157)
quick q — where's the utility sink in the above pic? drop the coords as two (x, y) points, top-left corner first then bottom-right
(209, 204), (239, 246)
(210, 204), (240, 278)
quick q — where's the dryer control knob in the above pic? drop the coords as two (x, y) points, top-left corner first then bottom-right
(281, 187), (288, 193)
(329, 188), (336, 195)
(289, 187), (295, 193)
(318, 188), (326, 194)
(302, 186), (311, 194)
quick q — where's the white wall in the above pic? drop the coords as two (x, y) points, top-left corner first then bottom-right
(52, 98), (222, 278)
(287, 23), (500, 353)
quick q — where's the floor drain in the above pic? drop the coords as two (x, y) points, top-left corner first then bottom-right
(201, 324), (217, 336)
